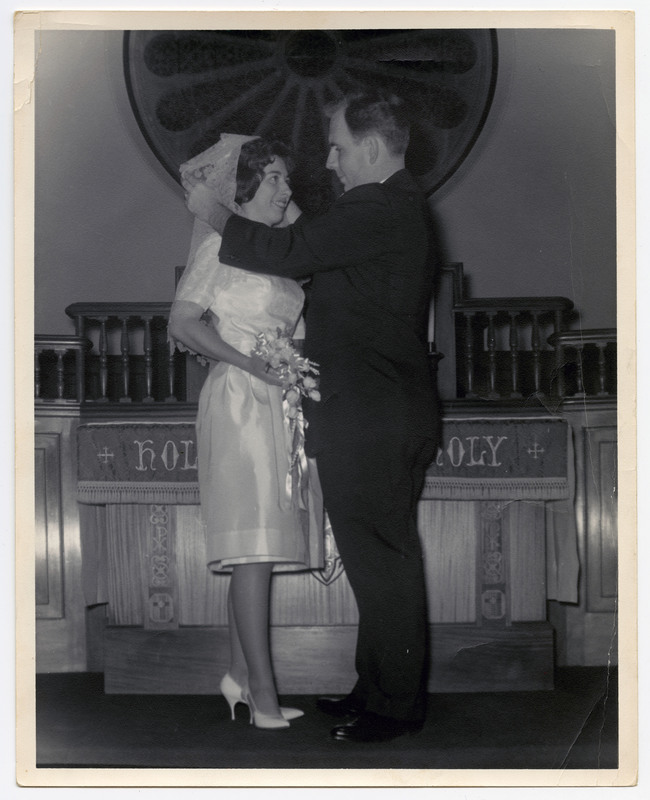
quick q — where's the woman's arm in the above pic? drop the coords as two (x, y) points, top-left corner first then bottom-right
(168, 300), (283, 386)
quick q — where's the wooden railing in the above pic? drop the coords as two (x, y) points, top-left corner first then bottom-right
(452, 297), (575, 401)
(548, 329), (617, 398)
(31, 297), (616, 407)
(64, 302), (187, 404)
(35, 335), (91, 404)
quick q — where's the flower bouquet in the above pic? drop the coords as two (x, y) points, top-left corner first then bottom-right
(252, 327), (320, 479)
(251, 327), (320, 419)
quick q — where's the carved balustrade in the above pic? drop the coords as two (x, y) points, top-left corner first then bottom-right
(65, 302), (187, 404)
(548, 329), (617, 398)
(453, 297), (575, 401)
(35, 335), (91, 404)
(33, 299), (614, 407)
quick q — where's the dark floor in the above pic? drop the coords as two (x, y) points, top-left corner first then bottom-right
(35, 667), (618, 771)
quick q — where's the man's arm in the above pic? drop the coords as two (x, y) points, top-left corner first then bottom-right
(186, 184), (301, 231)
(219, 185), (394, 279)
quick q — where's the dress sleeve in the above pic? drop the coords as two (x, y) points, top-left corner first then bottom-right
(168, 231), (234, 364)
(173, 231), (230, 312)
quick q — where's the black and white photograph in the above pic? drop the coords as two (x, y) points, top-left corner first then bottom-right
(14, 6), (638, 790)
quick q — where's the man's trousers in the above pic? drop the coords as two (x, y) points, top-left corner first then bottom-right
(316, 433), (437, 722)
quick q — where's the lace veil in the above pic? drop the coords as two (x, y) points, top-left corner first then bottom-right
(178, 132), (260, 278)
(169, 133), (259, 358)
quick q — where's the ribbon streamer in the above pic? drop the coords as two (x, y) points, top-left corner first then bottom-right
(283, 399), (309, 510)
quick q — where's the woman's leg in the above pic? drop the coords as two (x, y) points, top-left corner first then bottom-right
(229, 562), (280, 715)
(226, 585), (248, 689)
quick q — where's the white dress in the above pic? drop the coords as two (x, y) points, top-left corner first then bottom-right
(174, 231), (323, 571)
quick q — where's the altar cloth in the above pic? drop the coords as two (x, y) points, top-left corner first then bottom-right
(77, 421), (200, 504)
(77, 416), (578, 603)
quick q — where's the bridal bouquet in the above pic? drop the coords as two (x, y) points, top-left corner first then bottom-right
(251, 327), (320, 419)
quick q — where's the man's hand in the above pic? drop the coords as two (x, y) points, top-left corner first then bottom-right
(186, 183), (233, 234)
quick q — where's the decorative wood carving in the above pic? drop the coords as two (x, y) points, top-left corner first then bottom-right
(478, 500), (508, 625)
(145, 504), (178, 629)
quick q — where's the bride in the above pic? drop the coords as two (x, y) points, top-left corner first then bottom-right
(168, 134), (323, 729)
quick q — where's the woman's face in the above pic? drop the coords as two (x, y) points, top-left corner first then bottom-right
(239, 157), (292, 227)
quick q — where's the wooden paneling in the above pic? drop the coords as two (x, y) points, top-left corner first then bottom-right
(103, 622), (553, 695)
(428, 622), (554, 692)
(174, 505), (360, 627)
(419, 500), (477, 623)
(105, 505), (147, 625)
(548, 403), (618, 666)
(35, 413), (88, 672)
(107, 505), (361, 627)
(103, 627), (229, 695)
(585, 427), (618, 612)
(103, 626), (359, 695)
(105, 501), (507, 629)
(175, 505), (226, 626)
(101, 494), (554, 693)
(34, 433), (63, 618)
(37, 400), (617, 675)
(269, 569), (360, 626)
(506, 500), (547, 622)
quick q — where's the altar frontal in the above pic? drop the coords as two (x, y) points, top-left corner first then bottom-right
(77, 417), (571, 505)
(424, 417), (570, 501)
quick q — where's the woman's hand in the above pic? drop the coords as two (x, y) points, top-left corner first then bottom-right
(278, 199), (302, 226)
(186, 183), (233, 233)
(247, 355), (284, 387)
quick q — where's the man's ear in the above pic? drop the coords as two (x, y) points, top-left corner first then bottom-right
(364, 135), (379, 165)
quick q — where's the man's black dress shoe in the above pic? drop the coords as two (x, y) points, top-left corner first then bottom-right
(316, 694), (365, 718)
(330, 711), (424, 743)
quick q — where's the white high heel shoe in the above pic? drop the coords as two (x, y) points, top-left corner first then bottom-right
(220, 673), (304, 722)
(245, 691), (290, 730)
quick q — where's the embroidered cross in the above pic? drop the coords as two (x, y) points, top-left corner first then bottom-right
(526, 440), (544, 460)
(151, 595), (171, 612)
(97, 447), (114, 463)
(149, 592), (174, 623)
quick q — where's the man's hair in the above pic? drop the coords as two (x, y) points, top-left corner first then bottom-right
(326, 87), (411, 156)
(235, 137), (294, 205)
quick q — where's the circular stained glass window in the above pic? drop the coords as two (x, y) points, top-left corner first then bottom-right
(124, 29), (498, 212)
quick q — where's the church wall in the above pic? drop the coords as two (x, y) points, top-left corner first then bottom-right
(434, 29), (617, 328)
(34, 27), (617, 335)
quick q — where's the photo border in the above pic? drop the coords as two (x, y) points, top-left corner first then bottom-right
(14, 6), (638, 790)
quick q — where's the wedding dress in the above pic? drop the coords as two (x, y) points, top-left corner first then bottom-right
(173, 229), (322, 571)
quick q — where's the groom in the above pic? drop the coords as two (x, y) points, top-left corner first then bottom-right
(189, 87), (439, 743)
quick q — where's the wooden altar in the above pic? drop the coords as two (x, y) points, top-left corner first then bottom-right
(35, 278), (617, 686)
(76, 412), (573, 694)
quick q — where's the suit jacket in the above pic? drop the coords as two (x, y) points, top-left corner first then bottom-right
(219, 169), (439, 456)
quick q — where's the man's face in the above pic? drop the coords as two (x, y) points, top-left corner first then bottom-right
(326, 107), (369, 192)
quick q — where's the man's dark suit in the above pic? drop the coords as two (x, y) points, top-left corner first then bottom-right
(219, 169), (439, 722)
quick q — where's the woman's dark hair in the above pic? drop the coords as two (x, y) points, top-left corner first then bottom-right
(235, 137), (294, 205)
